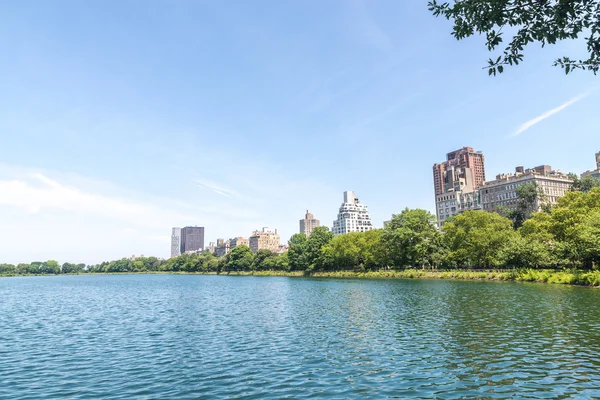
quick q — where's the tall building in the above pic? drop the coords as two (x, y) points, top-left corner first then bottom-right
(332, 191), (373, 235)
(299, 210), (320, 237)
(480, 166), (573, 213)
(434, 147), (486, 225)
(249, 228), (281, 253)
(433, 146), (486, 196)
(582, 151), (600, 179)
(171, 228), (181, 258)
(180, 226), (205, 254)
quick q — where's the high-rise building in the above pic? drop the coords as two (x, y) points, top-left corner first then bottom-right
(180, 226), (205, 254)
(433, 147), (486, 196)
(582, 151), (600, 179)
(433, 147), (486, 225)
(299, 210), (320, 237)
(332, 191), (373, 235)
(249, 228), (280, 253)
(171, 228), (181, 258)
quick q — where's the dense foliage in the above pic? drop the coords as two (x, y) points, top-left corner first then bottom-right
(3, 188), (600, 277)
(429, 0), (600, 75)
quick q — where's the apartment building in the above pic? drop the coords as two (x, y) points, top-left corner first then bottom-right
(299, 210), (320, 237)
(434, 147), (485, 225)
(332, 191), (373, 235)
(180, 226), (205, 253)
(436, 189), (482, 225)
(481, 165), (573, 213)
(249, 228), (281, 253)
(230, 237), (249, 248)
(215, 238), (229, 257)
(204, 242), (216, 254)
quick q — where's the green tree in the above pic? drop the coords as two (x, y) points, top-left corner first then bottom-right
(503, 182), (546, 229)
(303, 226), (334, 271)
(382, 209), (441, 269)
(322, 233), (361, 271)
(547, 188), (600, 268)
(252, 249), (278, 271)
(356, 229), (387, 271)
(322, 230), (388, 271)
(0, 263), (16, 275)
(287, 233), (308, 271)
(225, 245), (254, 272)
(443, 210), (516, 268)
(28, 262), (42, 274)
(275, 252), (290, 271)
(15, 263), (29, 275)
(501, 233), (556, 269)
(429, 0), (600, 75)
(569, 173), (600, 193)
(62, 262), (84, 274)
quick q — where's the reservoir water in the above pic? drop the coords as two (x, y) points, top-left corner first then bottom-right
(1, 274), (599, 399)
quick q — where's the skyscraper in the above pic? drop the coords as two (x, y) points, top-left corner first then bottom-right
(433, 146), (486, 196)
(332, 191), (373, 235)
(433, 147), (486, 225)
(180, 226), (205, 253)
(299, 210), (320, 237)
(171, 228), (181, 258)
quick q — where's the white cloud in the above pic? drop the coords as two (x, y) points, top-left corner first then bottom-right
(195, 178), (238, 198)
(0, 162), (338, 264)
(0, 172), (193, 228)
(512, 90), (592, 136)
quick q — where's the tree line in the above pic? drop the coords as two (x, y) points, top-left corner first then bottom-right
(2, 185), (599, 276)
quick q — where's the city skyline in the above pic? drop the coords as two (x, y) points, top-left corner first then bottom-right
(1, 1), (599, 264)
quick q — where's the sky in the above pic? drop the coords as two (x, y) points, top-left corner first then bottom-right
(1, 0), (599, 265)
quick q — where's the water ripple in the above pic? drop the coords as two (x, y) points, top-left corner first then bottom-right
(1, 275), (600, 398)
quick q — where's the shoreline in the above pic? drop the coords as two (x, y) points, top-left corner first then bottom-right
(2, 269), (600, 287)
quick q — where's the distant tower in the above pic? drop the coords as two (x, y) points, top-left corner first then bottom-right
(180, 226), (205, 254)
(299, 210), (320, 237)
(171, 228), (181, 258)
(332, 191), (373, 235)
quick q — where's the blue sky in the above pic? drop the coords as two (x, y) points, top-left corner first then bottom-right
(1, 0), (598, 264)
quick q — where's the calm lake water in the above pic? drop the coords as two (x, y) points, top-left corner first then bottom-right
(1, 275), (599, 399)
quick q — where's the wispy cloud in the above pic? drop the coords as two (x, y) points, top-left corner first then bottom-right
(195, 178), (238, 197)
(0, 173), (194, 228)
(512, 90), (593, 136)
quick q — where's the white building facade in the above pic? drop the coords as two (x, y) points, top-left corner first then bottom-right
(480, 166), (572, 213)
(171, 227), (181, 258)
(332, 191), (373, 235)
